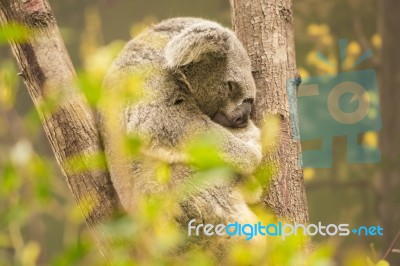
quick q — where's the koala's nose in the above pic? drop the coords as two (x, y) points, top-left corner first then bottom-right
(233, 113), (249, 127)
(240, 99), (253, 114)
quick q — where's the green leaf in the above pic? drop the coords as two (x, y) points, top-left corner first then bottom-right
(0, 162), (21, 195)
(186, 134), (230, 171)
(0, 23), (30, 44)
(375, 260), (390, 266)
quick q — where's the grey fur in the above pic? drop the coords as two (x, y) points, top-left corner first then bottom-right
(100, 17), (263, 253)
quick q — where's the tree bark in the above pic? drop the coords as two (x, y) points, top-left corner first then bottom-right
(378, 0), (400, 264)
(230, 0), (309, 223)
(0, 0), (121, 261)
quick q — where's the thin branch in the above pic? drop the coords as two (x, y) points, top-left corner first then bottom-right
(383, 229), (400, 260)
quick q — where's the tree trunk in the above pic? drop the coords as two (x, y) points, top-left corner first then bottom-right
(230, 0), (309, 223)
(378, 0), (400, 264)
(0, 0), (121, 261)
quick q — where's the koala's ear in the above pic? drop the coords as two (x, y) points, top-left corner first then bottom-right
(165, 22), (231, 68)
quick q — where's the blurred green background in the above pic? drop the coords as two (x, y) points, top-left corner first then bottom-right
(1, 0), (398, 265)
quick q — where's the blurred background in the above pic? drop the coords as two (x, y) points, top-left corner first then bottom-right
(0, 0), (399, 265)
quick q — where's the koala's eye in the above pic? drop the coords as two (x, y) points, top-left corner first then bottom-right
(227, 81), (235, 93)
(174, 97), (185, 105)
(243, 98), (254, 104)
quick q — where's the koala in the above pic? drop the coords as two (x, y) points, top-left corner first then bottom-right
(100, 17), (263, 253)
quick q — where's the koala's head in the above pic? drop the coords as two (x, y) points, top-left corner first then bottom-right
(165, 21), (256, 128)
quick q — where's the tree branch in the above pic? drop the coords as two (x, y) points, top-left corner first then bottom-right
(0, 0), (122, 261)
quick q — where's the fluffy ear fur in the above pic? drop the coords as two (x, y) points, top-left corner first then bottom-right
(165, 21), (231, 68)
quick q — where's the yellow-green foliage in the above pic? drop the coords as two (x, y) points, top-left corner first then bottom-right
(0, 10), (389, 266)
